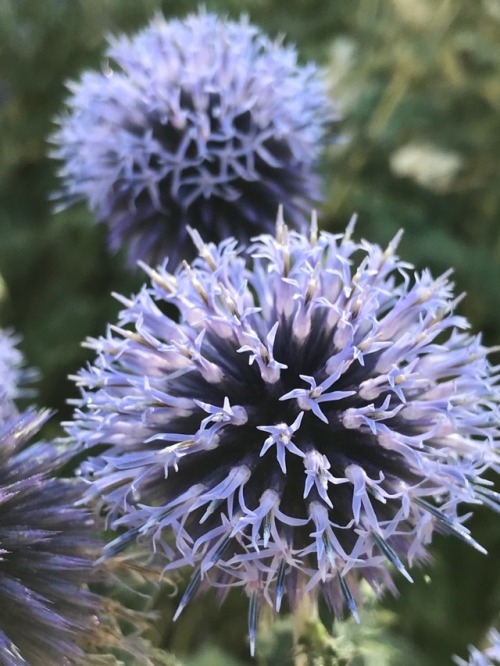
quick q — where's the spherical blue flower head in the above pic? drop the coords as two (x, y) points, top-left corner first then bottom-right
(454, 628), (500, 666)
(69, 213), (500, 654)
(0, 402), (106, 665)
(0, 328), (37, 418)
(51, 11), (337, 267)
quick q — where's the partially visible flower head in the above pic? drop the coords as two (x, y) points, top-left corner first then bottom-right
(454, 627), (500, 666)
(0, 403), (103, 665)
(50, 11), (337, 267)
(68, 214), (500, 654)
(0, 328), (37, 418)
(0, 391), (160, 665)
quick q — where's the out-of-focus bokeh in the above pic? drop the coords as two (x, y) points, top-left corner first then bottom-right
(0, 1), (499, 664)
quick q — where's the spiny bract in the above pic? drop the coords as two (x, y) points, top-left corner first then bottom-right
(51, 11), (337, 267)
(68, 214), (500, 654)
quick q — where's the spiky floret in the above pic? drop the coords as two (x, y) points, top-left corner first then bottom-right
(51, 11), (337, 267)
(68, 214), (500, 654)
(454, 627), (500, 666)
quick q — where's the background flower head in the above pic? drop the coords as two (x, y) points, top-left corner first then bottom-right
(51, 11), (337, 267)
(0, 328), (37, 418)
(68, 215), (500, 653)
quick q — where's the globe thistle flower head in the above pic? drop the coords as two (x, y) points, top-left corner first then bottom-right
(0, 400), (106, 665)
(0, 328), (37, 418)
(69, 213), (500, 653)
(50, 11), (337, 267)
(454, 628), (500, 666)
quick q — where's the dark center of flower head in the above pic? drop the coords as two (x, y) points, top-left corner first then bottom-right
(102, 86), (315, 267)
(72, 218), (500, 652)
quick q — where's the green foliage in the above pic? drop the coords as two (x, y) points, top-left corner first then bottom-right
(324, 0), (500, 342)
(0, 1), (499, 664)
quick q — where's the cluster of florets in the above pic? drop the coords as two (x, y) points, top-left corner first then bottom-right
(51, 11), (337, 267)
(68, 215), (500, 653)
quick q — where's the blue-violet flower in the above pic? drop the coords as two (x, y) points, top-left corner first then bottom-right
(51, 11), (336, 267)
(68, 214), (500, 654)
(0, 328), (37, 418)
(0, 402), (105, 665)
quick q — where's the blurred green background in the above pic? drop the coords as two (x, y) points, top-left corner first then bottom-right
(0, 0), (499, 664)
